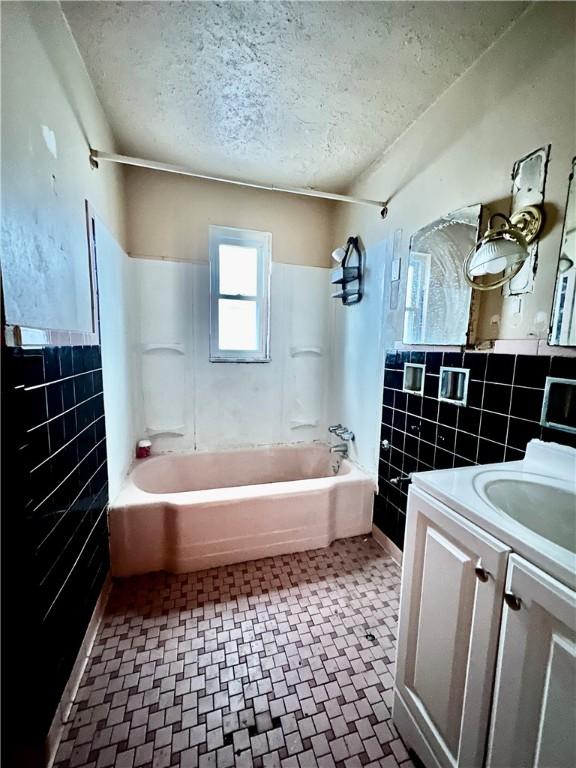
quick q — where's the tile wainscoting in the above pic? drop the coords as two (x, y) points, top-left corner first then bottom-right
(1, 344), (109, 761)
(376, 350), (576, 550)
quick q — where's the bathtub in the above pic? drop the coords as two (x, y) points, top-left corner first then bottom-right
(109, 443), (375, 576)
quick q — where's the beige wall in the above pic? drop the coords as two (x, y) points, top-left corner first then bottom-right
(333, 2), (576, 348)
(124, 167), (335, 267)
(1, 1), (124, 332)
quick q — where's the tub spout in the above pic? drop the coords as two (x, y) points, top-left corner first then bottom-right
(330, 443), (349, 456)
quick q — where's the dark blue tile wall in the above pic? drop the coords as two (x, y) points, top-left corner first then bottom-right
(376, 350), (576, 550)
(1, 344), (109, 756)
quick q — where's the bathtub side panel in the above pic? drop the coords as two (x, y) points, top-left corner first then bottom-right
(331, 476), (375, 540)
(108, 504), (167, 577)
(165, 489), (332, 572)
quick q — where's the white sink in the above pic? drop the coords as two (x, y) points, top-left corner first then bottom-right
(412, 440), (576, 589)
(473, 469), (576, 554)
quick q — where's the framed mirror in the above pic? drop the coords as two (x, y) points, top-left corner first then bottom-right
(549, 158), (576, 346)
(403, 205), (482, 345)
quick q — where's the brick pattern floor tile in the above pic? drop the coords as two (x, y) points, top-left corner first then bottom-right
(53, 536), (415, 768)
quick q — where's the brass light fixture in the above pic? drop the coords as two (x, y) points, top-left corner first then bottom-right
(463, 205), (543, 291)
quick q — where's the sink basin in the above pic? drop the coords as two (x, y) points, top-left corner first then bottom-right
(473, 470), (576, 554)
(412, 440), (576, 590)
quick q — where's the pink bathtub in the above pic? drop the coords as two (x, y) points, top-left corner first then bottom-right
(109, 443), (375, 576)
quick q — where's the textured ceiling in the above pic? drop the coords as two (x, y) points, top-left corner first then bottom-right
(63, 1), (527, 190)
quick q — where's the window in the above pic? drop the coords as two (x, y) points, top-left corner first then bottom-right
(209, 225), (271, 362)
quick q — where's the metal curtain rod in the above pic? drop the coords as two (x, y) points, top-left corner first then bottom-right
(90, 150), (388, 217)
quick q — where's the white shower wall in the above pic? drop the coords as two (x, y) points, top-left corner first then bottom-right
(328, 239), (389, 477)
(95, 218), (138, 502)
(130, 258), (332, 453)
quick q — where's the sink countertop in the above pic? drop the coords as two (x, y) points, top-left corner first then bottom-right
(411, 441), (576, 590)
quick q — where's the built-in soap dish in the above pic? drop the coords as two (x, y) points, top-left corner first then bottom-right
(541, 377), (576, 434)
(142, 343), (185, 354)
(403, 363), (426, 396)
(146, 425), (186, 437)
(289, 418), (320, 430)
(438, 366), (469, 406)
(289, 346), (323, 358)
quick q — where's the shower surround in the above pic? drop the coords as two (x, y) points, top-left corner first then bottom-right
(109, 444), (374, 576)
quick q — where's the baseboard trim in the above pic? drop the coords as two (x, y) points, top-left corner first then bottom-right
(372, 525), (403, 566)
(46, 574), (112, 767)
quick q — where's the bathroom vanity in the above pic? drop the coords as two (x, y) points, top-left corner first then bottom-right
(393, 440), (576, 768)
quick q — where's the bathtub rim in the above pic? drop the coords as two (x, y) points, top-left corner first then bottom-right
(112, 444), (374, 509)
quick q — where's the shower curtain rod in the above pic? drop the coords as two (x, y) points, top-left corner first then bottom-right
(90, 150), (388, 217)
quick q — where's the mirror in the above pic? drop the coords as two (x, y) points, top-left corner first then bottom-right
(549, 158), (576, 346)
(403, 205), (481, 345)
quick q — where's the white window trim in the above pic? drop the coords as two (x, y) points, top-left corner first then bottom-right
(209, 225), (272, 362)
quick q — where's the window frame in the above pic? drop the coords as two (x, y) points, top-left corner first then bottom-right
(209, 225), (272, 362)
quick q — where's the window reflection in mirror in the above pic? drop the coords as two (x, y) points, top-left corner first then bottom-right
(403, 205), (481, 345)
(550, 158), (576, 346)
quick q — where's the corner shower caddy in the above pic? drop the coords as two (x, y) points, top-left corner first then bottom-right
(331, 236), (363, 305)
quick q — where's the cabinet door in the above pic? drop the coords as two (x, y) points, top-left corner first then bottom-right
(394, 487), (510, 768)
(486, 554), (576, 768)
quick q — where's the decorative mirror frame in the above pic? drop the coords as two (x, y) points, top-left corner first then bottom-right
(548, 157), (576, 346)
(403, 205), (482, 346)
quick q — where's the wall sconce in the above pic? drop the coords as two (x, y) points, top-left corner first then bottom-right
(463, 206), (543, 291)
(331, 237), (357, 264)
(558, 254), (574, 273)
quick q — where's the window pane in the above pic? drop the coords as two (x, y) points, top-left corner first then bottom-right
(218, 299), (258, 351)
(219, 244), (258, 296)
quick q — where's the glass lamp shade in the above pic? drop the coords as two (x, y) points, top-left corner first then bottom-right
(467, 234), (529, 277)
(331, 246), (347, 264)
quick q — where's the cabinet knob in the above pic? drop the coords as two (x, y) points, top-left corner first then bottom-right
(504, 591), (522, 611)
(474, 566), (489, 583)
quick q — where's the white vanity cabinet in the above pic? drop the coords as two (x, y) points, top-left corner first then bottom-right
(394, 487), (510, 768)
(486, 554), (576, 768)
(394, 485), (576, 768)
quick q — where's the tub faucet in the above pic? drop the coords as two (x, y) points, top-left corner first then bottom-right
(329, 424), (354, 441)
(330, 442), (349, 456)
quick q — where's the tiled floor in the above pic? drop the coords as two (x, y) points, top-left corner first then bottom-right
(54, 536), (413, 768)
